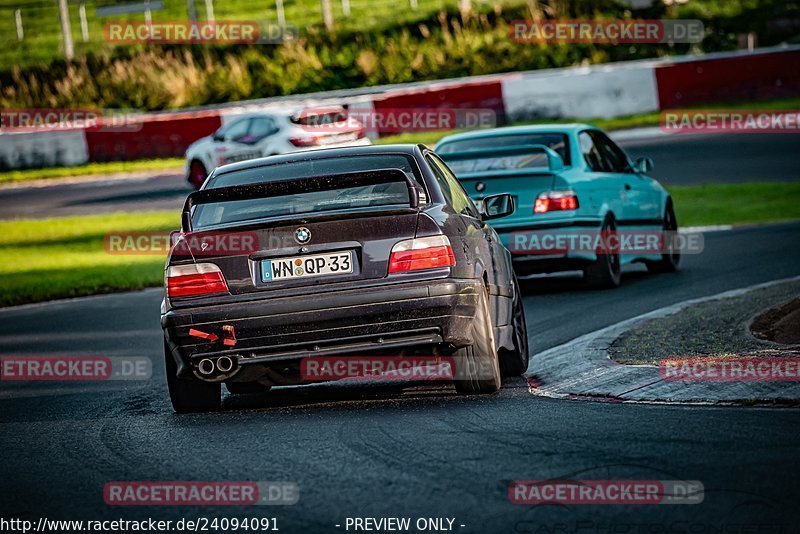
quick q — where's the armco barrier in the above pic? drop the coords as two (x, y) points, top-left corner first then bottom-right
(85, 110), (222, 161)
(1, 45), (798, 171)
(501, 60), (660, 121)
(655, 48), (800, 109)
(371, 79), (506, 124)
(0, 129), (89, 169)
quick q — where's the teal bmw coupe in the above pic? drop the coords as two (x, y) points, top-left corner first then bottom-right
(435, 124), (679, 288)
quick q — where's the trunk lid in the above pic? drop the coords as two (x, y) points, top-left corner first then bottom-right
(168, 169), (421, 301)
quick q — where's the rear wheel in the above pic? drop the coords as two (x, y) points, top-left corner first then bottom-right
(165, 340), (220, 413)
(188, 160), (207, 190)
(647, 201), (680, 273)
(453, 287), (502, 395)
(500, 275), (529, 377)
(584, 215), (621, 289)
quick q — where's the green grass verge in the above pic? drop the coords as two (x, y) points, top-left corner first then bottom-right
(0, 211), (178, 307)
(669, 182), (800, 228)
(1, 181), (798, 307)
(0, 158), (184, 185)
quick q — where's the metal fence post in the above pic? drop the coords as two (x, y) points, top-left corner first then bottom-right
(14, 8), (23, 41)
(187, 0), (198, 23)
(57, 0), (74, 60)
(321, 0), (334, 31)
(276, 0), (286, 28)
(79, 2), (89, 42)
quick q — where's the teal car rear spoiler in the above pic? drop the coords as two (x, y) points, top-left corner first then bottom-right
(438, 144), (565, 173)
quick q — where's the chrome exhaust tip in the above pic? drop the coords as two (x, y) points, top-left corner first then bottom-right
(216, 356), (234, 373)
(197, 358), (215, 376)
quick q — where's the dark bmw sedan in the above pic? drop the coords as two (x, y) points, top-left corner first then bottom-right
(161, 144), (528, 412)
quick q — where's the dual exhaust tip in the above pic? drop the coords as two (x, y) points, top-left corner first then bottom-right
(197, 355), (235, 376)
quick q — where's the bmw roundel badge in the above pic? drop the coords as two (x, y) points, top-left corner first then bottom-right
(294, 227), (312, 244)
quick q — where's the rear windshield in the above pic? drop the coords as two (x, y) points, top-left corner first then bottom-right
(437, 133), (570, 172)
(193, 154), (423, 229)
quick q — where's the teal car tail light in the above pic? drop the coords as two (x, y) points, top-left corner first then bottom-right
(534, 190), (579, 214)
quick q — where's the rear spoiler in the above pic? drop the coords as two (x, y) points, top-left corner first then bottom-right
(181, 168), (420, 232)
(438, 144), (565, 173)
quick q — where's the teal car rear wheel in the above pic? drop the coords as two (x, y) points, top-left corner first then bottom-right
(584, 215), (621, 289)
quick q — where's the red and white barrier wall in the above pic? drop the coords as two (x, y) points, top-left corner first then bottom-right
(1, 45), (798, 170)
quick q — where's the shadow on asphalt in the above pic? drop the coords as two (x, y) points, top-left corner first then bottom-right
(204, 376), (530, 415)
(219, 381), (458, 413)
(518, 269), (652, 295)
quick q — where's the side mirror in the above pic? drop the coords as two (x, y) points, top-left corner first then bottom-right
(212, 130), (225, 142)
(481, 193), (515, 221)
(633, 157), (654, 174)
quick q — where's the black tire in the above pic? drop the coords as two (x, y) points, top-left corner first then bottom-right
(226, 382), (272, 395)
(453, 286), (502, 395)
(499, 275), (529, 378)
(188, 160), (207, 190)
(584, 215), (621, 289)
(647, 201), (680, 274)
(165, 340), (220, 413)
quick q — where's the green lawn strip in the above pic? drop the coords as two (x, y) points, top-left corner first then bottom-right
(0, 158), (185, 185)
(1, 182), (798, 307)
(669, 182), (800, 228)
(0, 158), (185, 184)
(0, 211), (178, 307)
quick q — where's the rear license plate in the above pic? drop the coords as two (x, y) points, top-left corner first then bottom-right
(261, 251), (353, 282)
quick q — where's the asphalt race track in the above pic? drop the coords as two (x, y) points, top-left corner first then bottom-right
(1, 134), (800, 531)
(1, 132), (799, 220)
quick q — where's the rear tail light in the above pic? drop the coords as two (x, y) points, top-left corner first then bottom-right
(166, 263), (228, 298)
(534, 190), (579, 213)
(289, 136), (318, 147)
(388, 235), (456, 274)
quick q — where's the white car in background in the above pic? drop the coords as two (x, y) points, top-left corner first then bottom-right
(184, 106), (371, 189)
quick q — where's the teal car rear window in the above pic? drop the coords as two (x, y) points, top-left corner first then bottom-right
(437, 133), (570, 169)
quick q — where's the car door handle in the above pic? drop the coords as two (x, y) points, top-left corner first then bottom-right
(624, 184), (632, 191)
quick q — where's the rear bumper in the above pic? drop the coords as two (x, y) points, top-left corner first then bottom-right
(495, 220), (603, 275)
(162, 278), (482, 376)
